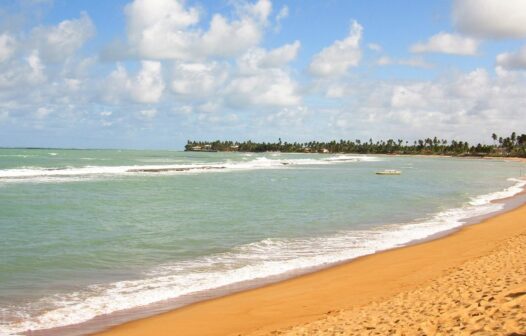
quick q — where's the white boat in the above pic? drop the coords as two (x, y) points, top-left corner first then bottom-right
(376, 169), (401, 175)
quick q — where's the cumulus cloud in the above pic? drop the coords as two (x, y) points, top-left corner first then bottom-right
(410, 33), (478, 56)
(225, 68), (300, 108)
(329, 68), (526, 140)
(0, 50), (47, 89)
(222, 40), (301, 108)
(105, 61), (165, 103)
(497, 46), (526, 70)
(169, 39), (301, 110)
(309, 20), (362, 77)
(453, 0), (526, 39)
(265, 105), (309, 127)
(124, 0), (199, 60)
(0, 33), (16, 62)
(237, 41), (300, 71)
(124, 0), (272, 60)
(31, 12), (95, 62)
(199, 0), (271, 58)
(171, 61), (228, 98)
(131, 61), (165, 103)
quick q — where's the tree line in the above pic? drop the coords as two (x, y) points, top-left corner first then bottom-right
(185, 132), (526, 157)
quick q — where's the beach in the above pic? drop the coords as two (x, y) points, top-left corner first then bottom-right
(94, 193), (526, 336)
(4, 0), (526, 333)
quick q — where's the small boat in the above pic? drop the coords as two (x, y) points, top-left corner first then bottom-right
(376, 169), (401, 175)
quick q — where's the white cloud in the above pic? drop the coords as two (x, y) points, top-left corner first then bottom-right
(104, 61), (165, 103)
(453, 0), (526, 39)
(171, 61), (228, 98)
(199, 0), (271, 58)
(104, 63), (130, 103)
(329, 68), (526, 141)
(276, 5), (289, 21)
(448, 68), (490, 98)
(326, 84), (345, 98)
(377, 56), (432, 68)
(274, 5), (289, 32)
(124, 0), (272, 60)
(309, 20), (362, 77)
(265, 105), (309, 127)
(0, 50), (46, 88)
(225, 41), (302, 109)
(0, 33), (16, 63)
(368, 43), (382, 52)
(35, 106), (52, 119)
(225, 68), (300, 107)
(139, 108), (158, 119)
(169, 40), (301, 111)
(237, 41), (300, 72)
(390, 84), (430, 109)
(125, 0), (199, 60)
(130, 61), (165, 103)
(27, 51), (46, 81)
(197, 101), (220, 113)
(496, 46), (526, 70)
(260, 41), (300, 67)
(101, 120), (113, 127)
(377, 56), (391, 66)
(410, 33), (478, 56)
(31, 12), (95, 62)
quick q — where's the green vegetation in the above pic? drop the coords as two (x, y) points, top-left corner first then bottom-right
(185, 132), (526, 157)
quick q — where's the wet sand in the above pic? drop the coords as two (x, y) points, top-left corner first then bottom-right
(94, 197), (526, 335)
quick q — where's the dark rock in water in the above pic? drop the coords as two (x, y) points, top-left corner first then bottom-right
(126, 166), (227, 173)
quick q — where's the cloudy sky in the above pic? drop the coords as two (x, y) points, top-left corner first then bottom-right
(0, 0), (525, 149)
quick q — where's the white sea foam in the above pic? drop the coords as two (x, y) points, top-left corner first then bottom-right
(0, 155), (379, 183)
(2, 177), (525, 336)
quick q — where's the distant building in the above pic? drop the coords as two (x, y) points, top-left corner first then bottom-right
(321, 148), (330, 153)
(303, 147), (311, 153)
(230, 145), (239, 150)
(191, 146), (202, 151)
(204, 144), (212, 149)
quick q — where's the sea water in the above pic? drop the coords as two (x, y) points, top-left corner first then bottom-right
(0, 149), (525, 335)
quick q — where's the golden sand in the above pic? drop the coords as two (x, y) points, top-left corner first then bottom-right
(95, 203), (526, 336)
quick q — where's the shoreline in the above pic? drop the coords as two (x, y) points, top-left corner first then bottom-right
(11, 158), (525, 336)
(88, 182), (526, 336)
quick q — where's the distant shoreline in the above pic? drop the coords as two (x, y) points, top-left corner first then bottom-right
(185, 132), (526, 158)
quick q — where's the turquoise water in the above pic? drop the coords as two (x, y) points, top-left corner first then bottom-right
(0, 149), (525, 335)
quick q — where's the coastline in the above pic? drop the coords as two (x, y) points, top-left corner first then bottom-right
(92, 184), (526, 336)
(7, 155), (523, 336)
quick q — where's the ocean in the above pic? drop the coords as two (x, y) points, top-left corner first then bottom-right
(0, 148), (525, 335)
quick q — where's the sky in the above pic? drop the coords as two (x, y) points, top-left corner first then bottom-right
(0, 0), (525, 149)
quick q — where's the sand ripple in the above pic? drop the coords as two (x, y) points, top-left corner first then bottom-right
(261, 233), (526, 335)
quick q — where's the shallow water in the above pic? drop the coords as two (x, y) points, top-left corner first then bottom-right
(0, 149), (525, 335)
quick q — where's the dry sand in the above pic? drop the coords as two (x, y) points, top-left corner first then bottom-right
(95, 203), (526, 336)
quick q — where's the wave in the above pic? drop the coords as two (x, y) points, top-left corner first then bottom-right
(0, 155), (379, 183)
(2, 177), (524, 335)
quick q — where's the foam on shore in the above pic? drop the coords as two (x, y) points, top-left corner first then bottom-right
(0, 155), (379, 183)
(2, 177), (524, 336)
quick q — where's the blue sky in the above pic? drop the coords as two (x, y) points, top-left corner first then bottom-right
(0, 0), (525, 149)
